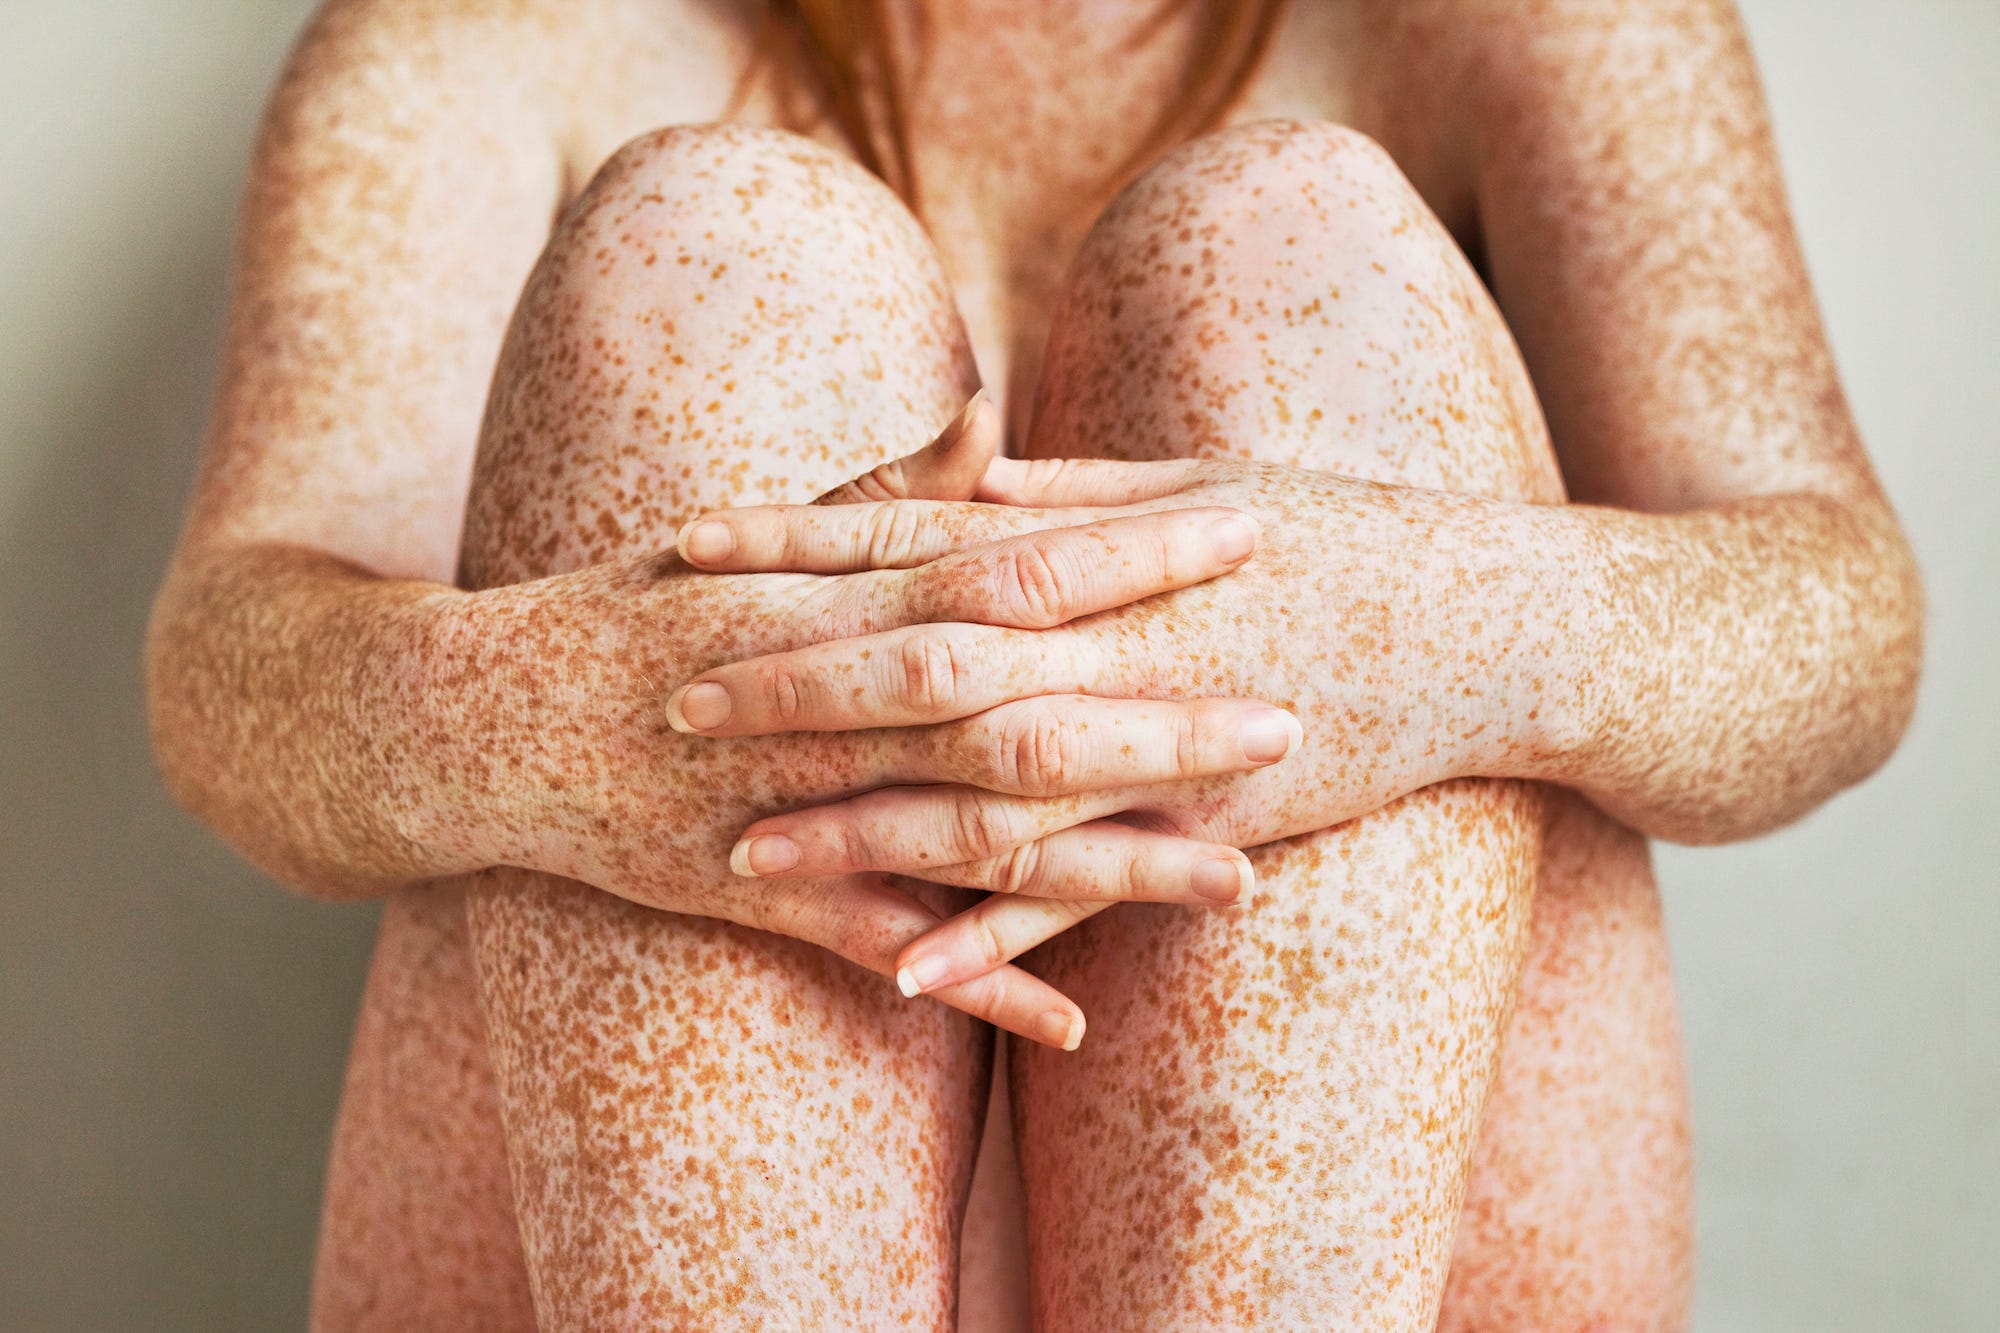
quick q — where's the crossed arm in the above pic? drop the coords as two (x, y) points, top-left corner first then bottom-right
(146, 0), (1920, 1045)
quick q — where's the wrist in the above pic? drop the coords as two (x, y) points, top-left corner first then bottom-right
(1449, 497), (1620, 784)
(1507, 500), (1632, 785)
(380, 581), (507, 876)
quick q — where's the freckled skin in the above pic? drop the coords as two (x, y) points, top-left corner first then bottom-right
(1004, 119), (1675, 1330)
(458, 126), (996, 1329)
(140, 2), (1921, 1331)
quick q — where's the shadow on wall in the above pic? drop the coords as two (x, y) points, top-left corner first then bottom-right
(0, 23), (374, 1333)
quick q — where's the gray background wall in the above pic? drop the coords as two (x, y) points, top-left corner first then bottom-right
(1, 2), (1992, 1328)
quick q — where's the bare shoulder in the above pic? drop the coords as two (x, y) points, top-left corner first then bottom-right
(272, 0), (759, 183)
(199, 0), (760, 568)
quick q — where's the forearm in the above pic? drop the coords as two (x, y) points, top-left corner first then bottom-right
(146, 543), (473, 899)
(1535, 491), (1923, 844)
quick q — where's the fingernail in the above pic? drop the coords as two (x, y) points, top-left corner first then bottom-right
(729, 834), (800, 877)
(677, 520), (735, 564)
(1240, 708), (1302, 764)
(1036, 1010), (1084, 1051)
(1192, 857), (1248, 904)
(665, 681), (731, 732)
(1209, 514), (1258, 563)
(896, 955), (951, 997)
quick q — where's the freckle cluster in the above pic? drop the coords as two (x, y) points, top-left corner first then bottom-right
(315, 100), (1693, 1333)
(460, 127), (993, 1328)
(1011, 121), (1689, 1329)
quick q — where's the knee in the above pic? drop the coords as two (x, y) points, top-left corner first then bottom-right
(466, 123), (976, 583)
(536, 123), (945, 313)
(1042, 120), (1556, 500)
(577, 122), (895, 221)
(1076, 118), (1456, 306)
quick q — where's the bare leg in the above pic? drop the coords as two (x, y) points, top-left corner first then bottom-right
(453, 126), (990, 1330)
(1012, 120), (1559, 1331)
(311, 886), (535, 1330)
(1439, 788), (1694, 1331)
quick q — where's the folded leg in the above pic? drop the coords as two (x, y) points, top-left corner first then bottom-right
(1014, 119), (1560, 1331)
(456, 125), (992, 1331)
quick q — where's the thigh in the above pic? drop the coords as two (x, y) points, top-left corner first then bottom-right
(1439, 791), (1695, 1332)
(1012, 120), (1560, 1331)
(457, 126), (991, 1330)
(312, 885), (536, 1331)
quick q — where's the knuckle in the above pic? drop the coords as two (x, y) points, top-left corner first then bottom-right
(970, 914), (1009, 970)
(761, 662), (807, 724)
(828, 818), (871, 873)
(973, 721), (1024, 794)
(857, 460), (908, 503)
(1150, 523), (1186, 580)
(866, 503), (924, 566)
(958, 976), (1011, 1027)
(1172, 707), (1203, 780)
(992, 542), (1069, 628)
(1120, 842), (1151, 901)
(750, 882), (813, 940)
(1012, 711), (1083, 797)
(995, 839), (1042, 895)
(950, 793), (1018, 860)
(1024, 457), (1077, 495)
(898, 630), (965, 713)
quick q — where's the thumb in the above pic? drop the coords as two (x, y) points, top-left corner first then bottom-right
(814, 390), (1001, 507)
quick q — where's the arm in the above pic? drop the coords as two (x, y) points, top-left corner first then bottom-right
(662, 1), (1921, 982)
(146, 5), (1283, 1045)
(146, 2), (563, 899)
(1466, 0), (1922, 842)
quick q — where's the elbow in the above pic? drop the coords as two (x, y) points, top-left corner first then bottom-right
(144, 575), (216, 829)
(1728, 509), (1923, 842)
(1843, 513), (1925, 788)
(1587, 499), (1926, 848)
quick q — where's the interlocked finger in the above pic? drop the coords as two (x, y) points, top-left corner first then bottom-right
(726, 784), (1129, 880)
(909, 695), (1302, 797)
(916, 818), (1255, 905)
(664, 622), (1101, 735)
(679, 499), (1087, 572)
(885, 507), (1256, 631)
(747, 873), (1086, 1050)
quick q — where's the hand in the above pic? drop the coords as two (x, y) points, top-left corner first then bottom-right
(408, 402), (1293, 1046)
(671, 452), (1575, 992)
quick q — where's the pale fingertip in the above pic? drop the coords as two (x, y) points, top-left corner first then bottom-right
(676, 519), (736, 565)
(895, 953), (951, 997)
(1191, 857), (1245, 904)
(902, 954), (950, 994)
(664, 685), (696, 733)
(729, 833), (801, 877)
(665, 681), (731, 733)
(1035, 1009), (1085, 1052)
(1208, 513), (1259, 564)
(1240, 707), (1303, 764)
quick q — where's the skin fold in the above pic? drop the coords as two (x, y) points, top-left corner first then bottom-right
(142, 1), (1920, 1329)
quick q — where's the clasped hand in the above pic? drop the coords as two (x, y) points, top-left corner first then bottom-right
(640, 399), (1552, 1046)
